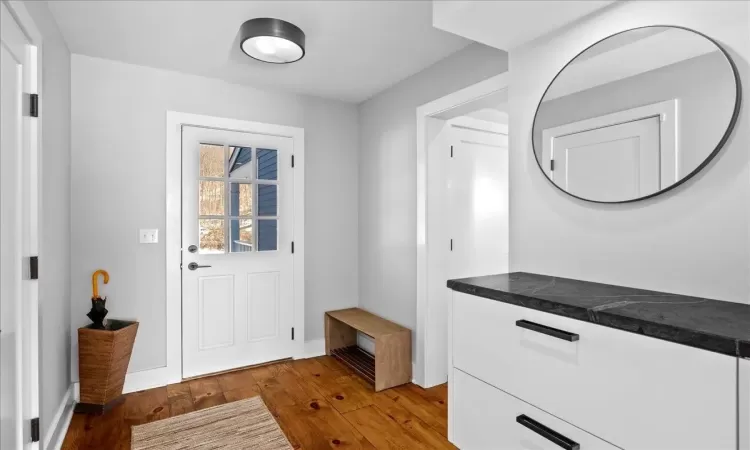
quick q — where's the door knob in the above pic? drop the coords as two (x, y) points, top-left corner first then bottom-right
(188, 245), (198, 253)
(187, 262), (212, 270)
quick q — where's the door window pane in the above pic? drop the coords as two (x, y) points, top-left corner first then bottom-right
(230, 219), (253, 253)
(199, 180), (225, 216)
(257, 219), (277, 251)
(257, 184), (277, 217)
(229, 146), (252, 179)
(257, 148), (278, 180)
(199, 144), (225, 177)
(229, 183), (252, 217)
(199, 219), (225, 253)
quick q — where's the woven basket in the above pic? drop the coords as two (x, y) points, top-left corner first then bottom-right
(75, 320), (138, 415)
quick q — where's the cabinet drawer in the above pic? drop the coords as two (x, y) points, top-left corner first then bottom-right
(452, 368), (619, 450)
(452, 292), (736, 450)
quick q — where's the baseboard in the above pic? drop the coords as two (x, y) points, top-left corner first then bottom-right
(300, 338), (326, 358)
(44, 385), (74, 450)
(74, 365), (176, 402)
(72, 343), (328, 402)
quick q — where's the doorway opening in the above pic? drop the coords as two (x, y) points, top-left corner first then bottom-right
(415, 74), (510, 388)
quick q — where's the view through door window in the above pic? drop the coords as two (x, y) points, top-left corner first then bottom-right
(198, 144), (279, 253)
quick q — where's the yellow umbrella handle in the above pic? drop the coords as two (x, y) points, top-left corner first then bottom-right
(92, 270), (109, 299)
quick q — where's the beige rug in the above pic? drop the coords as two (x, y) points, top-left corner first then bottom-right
(131, 396), (293, 450)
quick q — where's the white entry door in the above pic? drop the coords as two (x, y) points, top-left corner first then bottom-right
(1, 3), (39, 449)
(546, 116), (661, 201)
(181, 126), (295, 378)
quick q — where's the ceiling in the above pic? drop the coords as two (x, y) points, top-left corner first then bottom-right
(433, 0), (617, 51)
(48, 1), (471, 103)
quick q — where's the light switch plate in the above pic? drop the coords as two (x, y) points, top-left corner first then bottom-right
(139, 229), (158, 244)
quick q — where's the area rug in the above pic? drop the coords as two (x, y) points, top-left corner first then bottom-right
(131, 396), (292, 450)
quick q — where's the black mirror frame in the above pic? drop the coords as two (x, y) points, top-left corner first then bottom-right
(531, 25), (742, 204)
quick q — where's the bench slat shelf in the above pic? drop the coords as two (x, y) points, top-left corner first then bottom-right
(325, 308), (411, 391)
(330, 346), (376, 385)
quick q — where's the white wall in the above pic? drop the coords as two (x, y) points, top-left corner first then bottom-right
(358, 43), (508, 352)
(24, 0), (73, 442)
(509, 1), (749, 302)
(70, 54), (359, 379)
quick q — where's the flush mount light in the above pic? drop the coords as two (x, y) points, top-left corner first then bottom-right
(239, 18), (305, 64)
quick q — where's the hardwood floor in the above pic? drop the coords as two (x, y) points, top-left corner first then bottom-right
(61, 356), (454, 449)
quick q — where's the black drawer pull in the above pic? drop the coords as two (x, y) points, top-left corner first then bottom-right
(516, 320), (579, 342)
(516, 414), (580, 450)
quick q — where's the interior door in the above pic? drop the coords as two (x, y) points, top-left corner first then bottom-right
(550, 116), (660, 201)
(424, 116), (509, 387)
(181, 126), (295, 378)
(449, 122), (510, 280)
(1, 3), (30, 448)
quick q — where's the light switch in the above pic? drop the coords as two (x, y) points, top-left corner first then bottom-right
(139, 229), (158, 244)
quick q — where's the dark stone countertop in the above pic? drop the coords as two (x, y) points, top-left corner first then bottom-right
(447, 272), (750, 358)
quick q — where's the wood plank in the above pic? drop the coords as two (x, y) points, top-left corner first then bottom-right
(310, 371), (375, 414)
(216, 367), (258, 392)
(168, 394), (195, 416)
(317, 354), (353, 373)
(421, 383), (449, 419)
(249, 361), (292, 383)
(371, 391), (456, 450)
(426, 383), (448, 403)
(122, 388), (170, 426)
(60, 414), (89, 450)
(383, 384), (448, 437)
(344, 405), (433, 449)
(223, 384), (262, 402)
(291, 355), (346, 379)
(326, 308), (409, 338)
(276, 398), (375, 450)
(188, 377), (227, 410)
(165, 382), (191, 399)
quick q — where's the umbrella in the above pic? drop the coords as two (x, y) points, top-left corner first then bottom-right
(88, 269), (109, 329)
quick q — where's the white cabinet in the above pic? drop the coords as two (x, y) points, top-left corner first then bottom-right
(453, 368), (619, 450)
(450, 291), (738, 450)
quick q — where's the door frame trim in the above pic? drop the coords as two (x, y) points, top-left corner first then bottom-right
(3, 2), (42, 448)
(165, 111), (305, 383)
(541, 98), (679, 188)
(415, 72), (509, 389)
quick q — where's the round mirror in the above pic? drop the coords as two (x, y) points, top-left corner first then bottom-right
(532, 26), (741, 203)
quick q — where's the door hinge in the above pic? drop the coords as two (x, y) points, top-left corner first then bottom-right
(550, 159), (555, 171)
(30, 417), (39, 442)
(30, 256), (38, 280)
(24, 256), (39, 280)
(26, 93), (39, 118)
(450, 239), (453, 251)
(291, 155), (295, 168)
(291, 327), (295, 340)
(450, 145), (453, 158)
(291, 241), (295, 254)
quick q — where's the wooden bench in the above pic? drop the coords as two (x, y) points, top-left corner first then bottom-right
(325, 308), (411, 391)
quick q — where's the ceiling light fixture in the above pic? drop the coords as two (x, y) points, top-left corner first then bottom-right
(239, 18), (305, 64)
